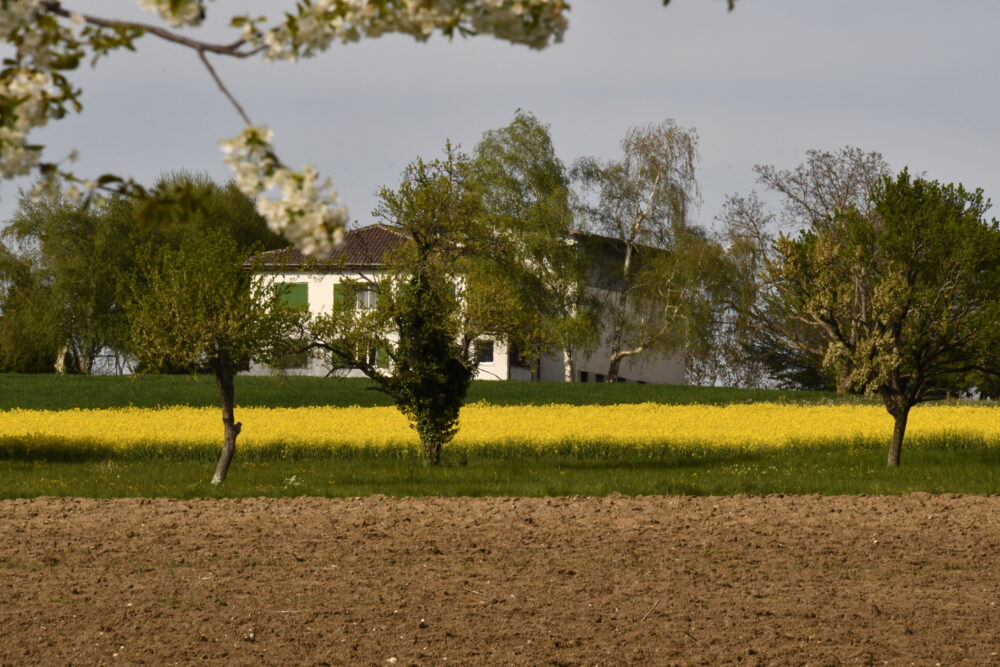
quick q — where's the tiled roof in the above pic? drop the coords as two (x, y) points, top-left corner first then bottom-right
(253, 224), (410, 271)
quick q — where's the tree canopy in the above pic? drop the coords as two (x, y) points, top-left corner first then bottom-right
(122, 230), (304, 483)
(469, 110), (596, 381)
(573, 119), (721, 381)
(767, 170), (1000, 465)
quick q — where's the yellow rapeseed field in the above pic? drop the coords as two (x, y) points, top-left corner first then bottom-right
(0, 403), (997, 460)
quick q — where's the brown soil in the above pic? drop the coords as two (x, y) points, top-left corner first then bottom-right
(2, 495), (1000, 666)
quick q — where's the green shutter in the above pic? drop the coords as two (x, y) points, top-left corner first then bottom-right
(333, 283), (347, 310)
(279, 283), (309, 310)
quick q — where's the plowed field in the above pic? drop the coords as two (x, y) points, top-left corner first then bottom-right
(2, 495), (999, 665)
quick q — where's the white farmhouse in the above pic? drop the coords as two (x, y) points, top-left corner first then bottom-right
(251, 224), (685, 384)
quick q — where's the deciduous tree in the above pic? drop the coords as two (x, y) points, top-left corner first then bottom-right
(4, 192), (138, 373)
(310, 147), (523, 465)
(123, 231), (305, 483)
(767, 170), (1000, 466)
(0, 173), (288, 374)
(716, 147), (891, 390)
(573, 119), (719, 382)
(469, 110), (596, 381)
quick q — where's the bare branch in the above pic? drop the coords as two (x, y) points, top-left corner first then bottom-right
(197, 49), (254, 126)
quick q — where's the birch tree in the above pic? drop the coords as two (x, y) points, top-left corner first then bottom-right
(573, 119), (716, 382)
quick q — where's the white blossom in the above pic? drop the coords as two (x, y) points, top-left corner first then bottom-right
(2, 0), (568, 251)
(0, 0), (40, 32)
(220, 126), (349, 255)
(135, 0), (204, 27)
(63, 185), (83, 204)
(238, 0), (569, 61)
(0, 69), (55, 177)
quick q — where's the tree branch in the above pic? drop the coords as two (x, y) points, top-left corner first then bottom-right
(42, 2), (263, 58)
(197, 49), (254, 126)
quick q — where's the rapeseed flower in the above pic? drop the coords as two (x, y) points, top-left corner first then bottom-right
(0, 403), (996, 461)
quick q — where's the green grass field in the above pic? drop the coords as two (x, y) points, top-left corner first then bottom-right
(0, 373), (995, 498)
(0, 373), (874, 410)
(2, 441), (998, 498)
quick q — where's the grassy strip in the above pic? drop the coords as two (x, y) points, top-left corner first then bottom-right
(3, 442), (1000, 498)
(0, 373), (877, 410)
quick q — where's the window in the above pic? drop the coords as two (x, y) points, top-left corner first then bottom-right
(333, 282), (347, 310)
(334, 281), (376, 310)
(475, 340), (494, 364)
(579, 371), (589, 383)
(595, 374), (605, 383)
(359, 347), (389, 368)
(355, 288), (377, 310)
(278, 282), (309, 310)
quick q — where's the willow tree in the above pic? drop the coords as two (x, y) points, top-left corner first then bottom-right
(123, 231), (305, 483)
(573, 119), (719, 382)
(469, 111), (596, 381)
(768, 170), (1000, 466)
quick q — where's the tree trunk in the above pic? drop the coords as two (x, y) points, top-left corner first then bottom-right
(835, 370), (852, 394)
(887, 407), (908, 467)
(422, 437), (443, 466)
(78, 352), (94, 375)
(54, 344), (68, 374)
(211, 364), (242, 484)
(606, 355), (622, 382)
(413, 410), (447, 466)
(604, 243), (633, 385)
(563, 347), (574, 382)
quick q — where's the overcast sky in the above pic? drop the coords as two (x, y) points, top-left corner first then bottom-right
(3, 0), (999, 233)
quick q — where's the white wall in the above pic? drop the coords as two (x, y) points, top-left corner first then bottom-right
(537, 346), (685, 385)
(253, 271), (516, 380)
(253, 271), (686, 385)
(249, 271), (383, 377)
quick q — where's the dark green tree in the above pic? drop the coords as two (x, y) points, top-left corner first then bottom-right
(767, 170), (1000, 466)
(311, 147), (522, 465)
